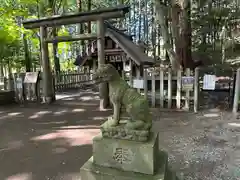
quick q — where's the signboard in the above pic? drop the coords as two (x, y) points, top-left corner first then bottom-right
(109, 55), (123, 62)
(181, 76), (194, 90)
(24, 72), (39, 84)
(203, 74), (216, 90)
(133, 79), (144, 89)
(16, 77), (23, 89)
(127, 79), (144, 89)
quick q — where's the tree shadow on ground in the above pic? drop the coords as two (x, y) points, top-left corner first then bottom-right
(0, 91), (111, 180)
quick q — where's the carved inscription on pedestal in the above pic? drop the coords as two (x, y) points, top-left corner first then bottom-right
(112, 148), (134, 164)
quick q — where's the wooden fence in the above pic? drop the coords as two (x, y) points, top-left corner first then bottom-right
(4, 67), (240, 113)
(1, 69), (200, 111)
(127, 68), (199, 111)
(53, 72), (93, 91)
(0, 71), (93, 102)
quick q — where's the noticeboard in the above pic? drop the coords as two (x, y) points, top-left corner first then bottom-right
(127, 79), (144, 89)
(16, 77), (23, 89)
(203, 74), (216, 90)
(181, 76), (194, 90)
(24, 72), (39, 84)
(133, 79), (144, 89)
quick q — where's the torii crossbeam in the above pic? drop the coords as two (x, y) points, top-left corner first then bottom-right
(22, 5), (130, 108)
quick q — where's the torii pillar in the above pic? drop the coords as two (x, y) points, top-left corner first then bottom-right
(97, 18), (109, 109)
(40, 26), (55, 103)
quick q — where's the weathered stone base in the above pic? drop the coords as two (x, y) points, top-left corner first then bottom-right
(93, 132), (158, 175)
(80, 151), (171, 180)
(101, 119), (150, 142)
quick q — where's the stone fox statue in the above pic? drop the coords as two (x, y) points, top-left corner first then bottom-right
(92, 64), (152, 131)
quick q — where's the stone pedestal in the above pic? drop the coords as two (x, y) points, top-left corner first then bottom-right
(80, 132), (180, 180)
(93, 132), (158, 175)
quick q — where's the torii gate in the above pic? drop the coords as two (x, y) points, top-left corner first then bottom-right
(22, 5), (130, 109)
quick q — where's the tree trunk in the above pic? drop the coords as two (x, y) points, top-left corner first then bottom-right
(155, 0), (180, 69)
(181, 0), (192, 68)
(52, 28), (60, 72)
(51, 0), (60, 73)
(171, 1), (182, 65)
(170, 0), (193, 69)
(138, 0), (142, 41)
(87, 0), (91, 34)
(87, 0), (91, 59)
(0, 62), (4, 77)
(23, 33), (31, 72)
(77, 0), (85, 56)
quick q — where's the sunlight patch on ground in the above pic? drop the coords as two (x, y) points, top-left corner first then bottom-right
(0, 112), (23, 120)
(228, 123), (240, 127)
(79, 96), (99, 101)
(71, 108), (85, 112)
(58, 125), (100, 129)
(93, 116), (106, 120)
(203, 113), (220, 117)
(28, 111), (52, 119)
(63, 97), (75, 101)
(31, 128), (100, 146)
(7, 112), (22, 116)
(53, 109), (68, 115)
(36, 121), (67, 125)
(6, 173), (32, 180)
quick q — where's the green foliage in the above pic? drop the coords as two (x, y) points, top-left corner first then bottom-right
(0, 0), (240, 74)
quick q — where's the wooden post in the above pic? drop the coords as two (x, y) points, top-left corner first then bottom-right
(168, 68), (172, 109)
(194, 67), (199, 113)
(97, 18), (108, 109)
(233, 68), (240, 113)
(129, 60), (133, 87)
(151, 72), (156, 107)
(40, 26), (55, 103)
(176, 69), (182, 109)
(136, 66), (141, 93)
(184, 68), (191, 111)
(159, 68), (164, 108)
(144, 68), (148, 99)
(93, 60), (97, 73)
(122, 60), (126, 80)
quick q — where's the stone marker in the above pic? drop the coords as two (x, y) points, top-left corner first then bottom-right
(80, 64), (181, 180)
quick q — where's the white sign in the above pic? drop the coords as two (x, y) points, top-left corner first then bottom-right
(16, 78), (23, 89)
(127, 79), (144, 89)
(24, 72), (39, 84)
(182, 76), (194, 90)
(203, 74), (216, 90)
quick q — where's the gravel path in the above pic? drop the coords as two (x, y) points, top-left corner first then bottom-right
(0, 90), (239, 180)
(153, 109), (240, 180)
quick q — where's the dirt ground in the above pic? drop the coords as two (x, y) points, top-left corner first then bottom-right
(0, 90), (239, 180)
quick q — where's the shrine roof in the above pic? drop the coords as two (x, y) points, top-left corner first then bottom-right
(75, 21), (154, 66)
